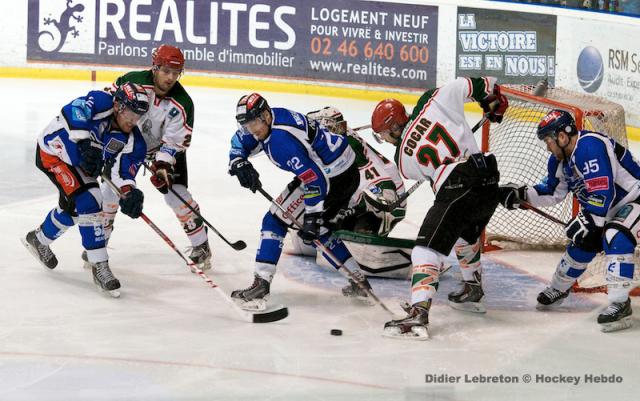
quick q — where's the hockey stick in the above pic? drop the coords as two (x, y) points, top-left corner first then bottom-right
(353, 124), (371, 131)
(520, 201), (568, 226)
(101, 175), (288, 323)
(257, 187), (395, 316)
(367, 116), (489, 213)
(142, 163), (247, 250)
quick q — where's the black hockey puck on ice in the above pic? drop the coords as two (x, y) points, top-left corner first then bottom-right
(330, 329), (343, 336)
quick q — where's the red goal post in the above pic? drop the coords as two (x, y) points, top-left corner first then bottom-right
(481, 83), (639, 295)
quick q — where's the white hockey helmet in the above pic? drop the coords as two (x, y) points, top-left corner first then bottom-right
(306, 106), (347, 135)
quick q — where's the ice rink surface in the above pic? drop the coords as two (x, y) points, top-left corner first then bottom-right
(0, 78), (638, 401)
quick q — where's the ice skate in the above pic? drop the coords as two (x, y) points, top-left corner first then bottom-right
(598, 298), (632, 332)
(21, 229), (58, 269)
(536, 286), (570, 310)
(448, 275), (486, 313)
(341, 274), (375, 305)
(383, 301), (430, 340)
(92, 261), (121, 298)
(81, 250), (91, 269)
(189, 241), (212, 272)
(231, 275), (270, 311)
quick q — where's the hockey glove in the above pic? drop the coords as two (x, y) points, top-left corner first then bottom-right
(150, 160), (174, 194)
(499, 183), (528, 210)
(77, 139), (104, 178)
(298, 212), (323, 245)
(119, 185), (144, 218)
(480, 84), (509, 123)
(565, 210), (603, 252)
(229, 158), (261, 193)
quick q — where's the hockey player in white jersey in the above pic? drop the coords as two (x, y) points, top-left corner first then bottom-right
(371, 77), (508, 339)
(284, 106), (407, 274)
(96, 44), (212, 271)
(500, 110), (639, 332)
(22, 82), (150, 297)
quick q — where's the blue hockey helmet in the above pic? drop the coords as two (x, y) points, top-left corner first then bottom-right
(537, 109), (577, 140)
(114, 82), (150, 115)
(236, 93), (270, 125)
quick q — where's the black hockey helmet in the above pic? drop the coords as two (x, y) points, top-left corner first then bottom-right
(236, 93), (270, 125)
(537, 109), (577, 140)
(114, 82), (150, 115)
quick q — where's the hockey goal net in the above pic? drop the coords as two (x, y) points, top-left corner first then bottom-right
(483, 83), (639, 294)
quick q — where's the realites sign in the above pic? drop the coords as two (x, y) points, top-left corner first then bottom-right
(27, 0), (439, 90)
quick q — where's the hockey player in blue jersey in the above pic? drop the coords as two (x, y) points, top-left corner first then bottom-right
(227, 93), (373, 311)
(21, 82), (150, 297)
(500, 109), (638, 332)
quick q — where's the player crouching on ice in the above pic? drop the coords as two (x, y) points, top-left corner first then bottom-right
(372, 77), (508, 339)
(227, 94), (374, 311)
(499, 110), (638, 332)
(22, 82), (150, 298)
(285, 106), (409, 278)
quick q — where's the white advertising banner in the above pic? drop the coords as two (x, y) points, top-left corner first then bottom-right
(556, 16), (640, 126)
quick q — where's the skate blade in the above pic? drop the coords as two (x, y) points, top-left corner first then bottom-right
(233, 298), (268, 312)
(448, 300), (486, 313)
(600, 317), (632, 333)
(535, 299), (565, 311)
(21, 238), (56, 270)
(96, 285), (121, 298)
(382, 326), (429, 340)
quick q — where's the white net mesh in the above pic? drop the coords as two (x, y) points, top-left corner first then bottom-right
(484, 83), (631, 290)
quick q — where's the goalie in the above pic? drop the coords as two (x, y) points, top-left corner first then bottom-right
(279, 106), (411, 278)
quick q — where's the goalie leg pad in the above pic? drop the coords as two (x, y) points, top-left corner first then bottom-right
(270, 179), (305, 226)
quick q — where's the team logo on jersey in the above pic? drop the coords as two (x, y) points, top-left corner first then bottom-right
(168, 107), (179, 119)
(299, 168), (318, 184)
(105, 138), (125, 155)
(586, 194), (606, 208)
(36, 0), (96, 54)
(303, 185), (321, 199)
(584, 176), (609, 192)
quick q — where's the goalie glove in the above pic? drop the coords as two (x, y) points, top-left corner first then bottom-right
(150, 160), (174, 194)
(565, 210), (603, 252)
(480, 84), (509, 123)
(499, 183), (528, 210)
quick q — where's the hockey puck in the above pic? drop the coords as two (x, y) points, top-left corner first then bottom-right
(330, 329), (343, 336)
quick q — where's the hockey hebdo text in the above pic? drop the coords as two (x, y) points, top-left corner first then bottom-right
(424, 373), (623, 385)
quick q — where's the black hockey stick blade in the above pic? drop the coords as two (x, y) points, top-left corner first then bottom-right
(250, 305), (289, 323)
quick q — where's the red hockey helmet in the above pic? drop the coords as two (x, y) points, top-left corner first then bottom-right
(152, 45), (185, 70)
(371, 99), (408, 134)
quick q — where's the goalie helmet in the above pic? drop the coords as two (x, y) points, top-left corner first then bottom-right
(152, 44), (185, 71)
(306, 106), (347, 135)
(537, 109), (576, 140)
(236, 93), (270, 125)
(114, 82), (150, 115)
(371, 99), (408, 134)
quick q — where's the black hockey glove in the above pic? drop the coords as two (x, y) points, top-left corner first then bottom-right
(229, 158), (261, 193)
(150, 160), (174, 194)
(480, 84), (509, 123)
(77, 139), (104, 178)
(298, 212), (323, 245)
(119, 185), (144, 218)
(565, 210), (603, 252)
(499, 183), (528, 210)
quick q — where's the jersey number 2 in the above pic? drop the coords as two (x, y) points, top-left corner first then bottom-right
(416, 123), (460, 169)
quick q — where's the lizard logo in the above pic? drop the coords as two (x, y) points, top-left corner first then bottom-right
(37, 0), (94, 54)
